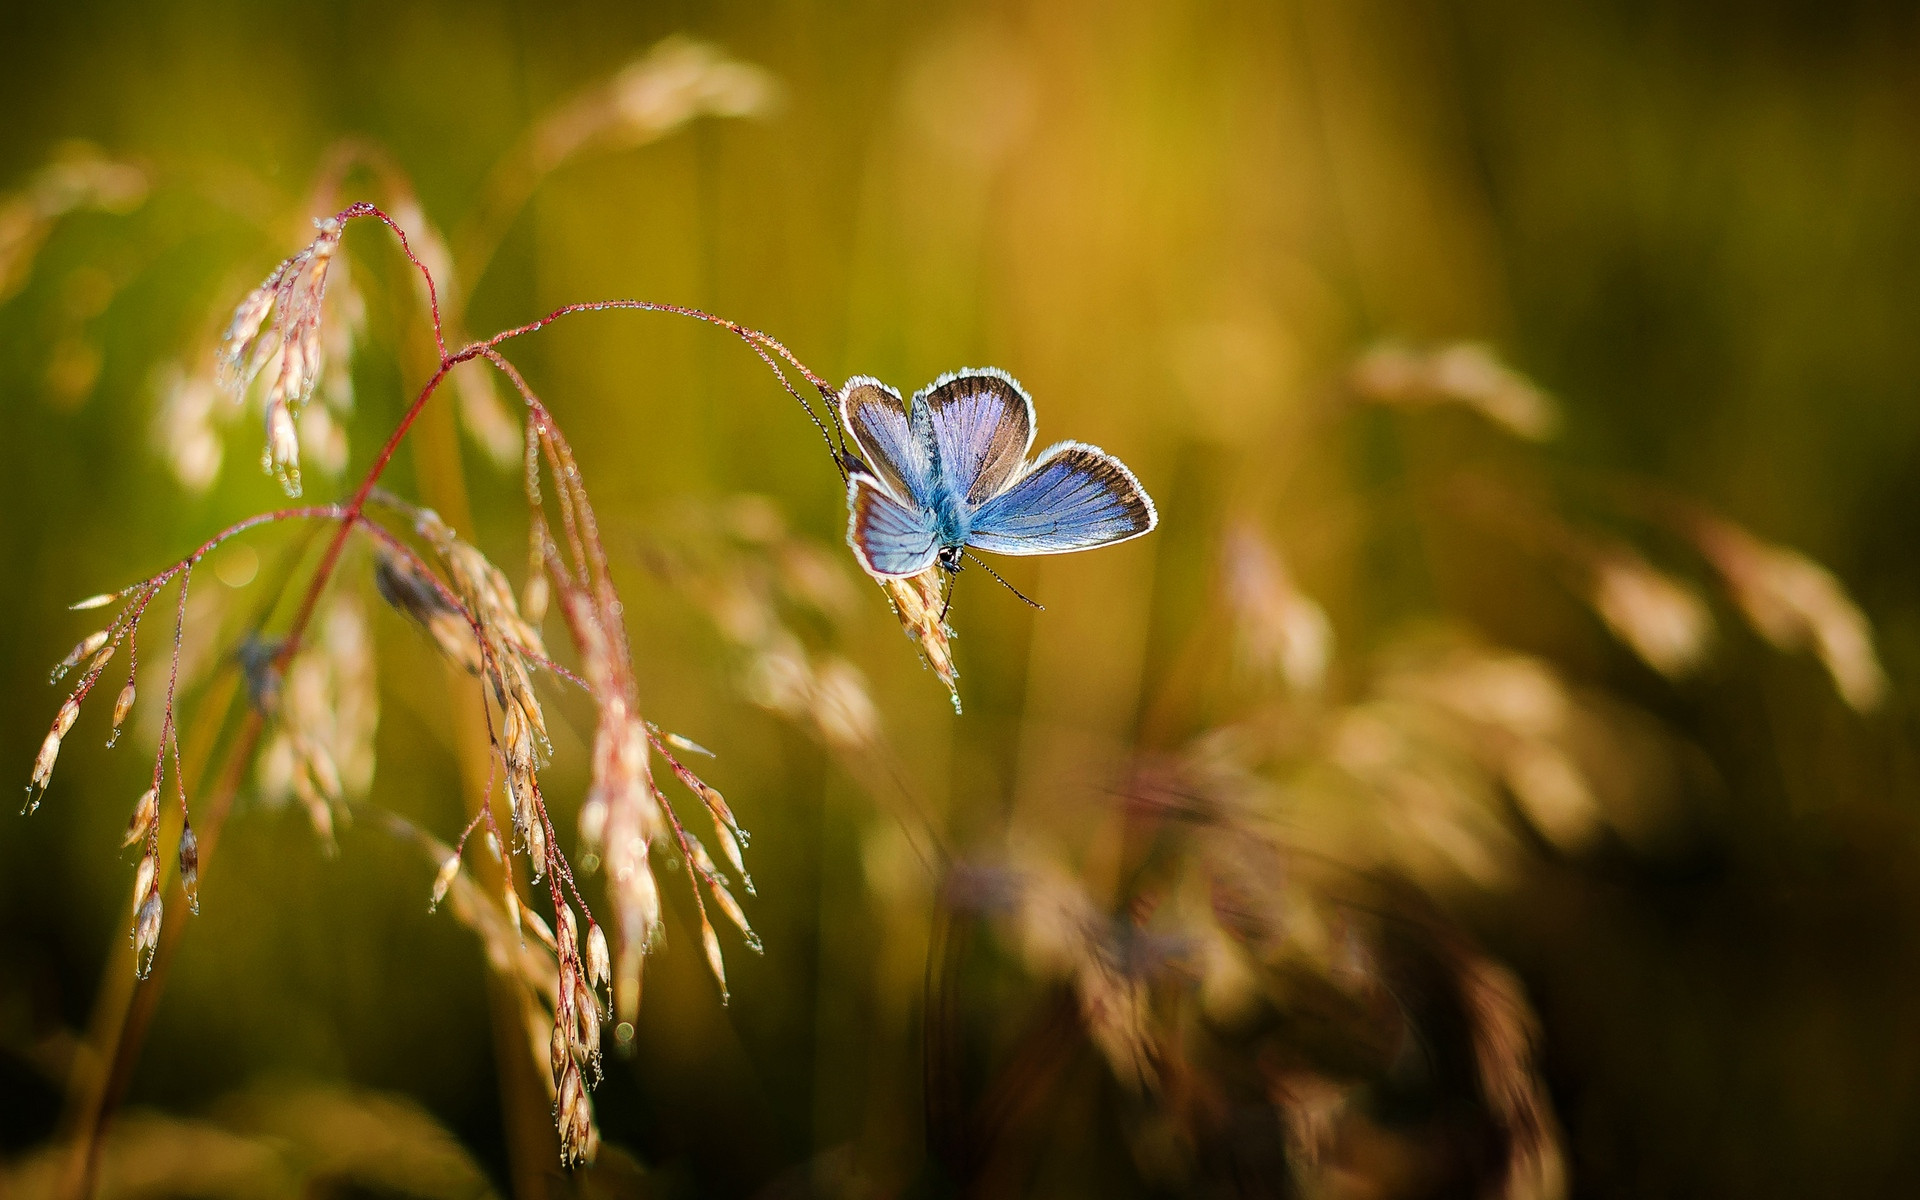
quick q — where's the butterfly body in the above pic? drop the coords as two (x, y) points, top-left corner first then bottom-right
(839, 368), (1157, 581)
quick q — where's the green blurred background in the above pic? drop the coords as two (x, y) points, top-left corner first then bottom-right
(3, 1), (1920, 1197)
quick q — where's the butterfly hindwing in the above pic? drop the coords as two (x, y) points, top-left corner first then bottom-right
(965, 442), (1157, 555)
(840, 377), (933, 504)
(915, 368), (1035, 506)
(846, 471), (941, 578)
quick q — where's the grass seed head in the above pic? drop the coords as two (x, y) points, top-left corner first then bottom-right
(429, 853), (460, 911)
(132, 849), (157, 907)
(179, 820), (200, 914)
(133, 893), (163, 978)
(699, 911), (728, 1003)
(123, 786), (159, 848)
(1351, 340), (1559, 441)
(1692, 517), (1887, 710)
(880, 568), (959, 709)
(586, 921), (610, 990)
(27, 697), (83, 806)
(1589, 556), (1712, 679)
(110, 678), (136, 744)
(52, 629), (110, 683)
(262, 397), (302, 497)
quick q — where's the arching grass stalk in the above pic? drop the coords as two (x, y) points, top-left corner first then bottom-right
(35, 202), (843, 1191)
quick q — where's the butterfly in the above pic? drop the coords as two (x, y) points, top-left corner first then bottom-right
(839, 368), (1157, 584)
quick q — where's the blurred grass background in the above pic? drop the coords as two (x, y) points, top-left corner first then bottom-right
(3, 1), (1920, 1196)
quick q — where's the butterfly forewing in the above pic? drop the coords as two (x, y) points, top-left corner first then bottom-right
(965, 442), (1157, 555)
(840, 377), (932, 504)
(846, 472), (942, 577)
(916, 369), (1035, 506)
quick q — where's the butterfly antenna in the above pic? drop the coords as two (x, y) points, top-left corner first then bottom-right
(939, 566), (958, 622)
(963, 552), (1044, 610)
(737, 336), (849, 480)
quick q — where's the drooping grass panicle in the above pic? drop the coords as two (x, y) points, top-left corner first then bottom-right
(34, 194), (863, 1168)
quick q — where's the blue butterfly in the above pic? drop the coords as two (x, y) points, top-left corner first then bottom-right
(839, 368), (1157, 581)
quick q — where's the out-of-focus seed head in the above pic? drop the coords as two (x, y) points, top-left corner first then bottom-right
(522, 574), (550, 628)
(216, 284), (277, 396)
(1221, 523), (1333, 693)
(520, 899), (557, 952)
(812, 657), (878, 750)
(455, 366), (522, 468)
(123, 786), (159, 848)
(1350, 341), (1559, 441)
(263, 398), (302, 497)
(305, 742), (343, 802)
(586, 921), (611, 990)
(178, 820), (200, 914)
(429, 852), (461, 911)
(1691, 516), (1888, 712)
(298, 403), (349, 477)
(70, 592), (118, 611)
(578, 797), (608, 853)
(373, 550), (482, 673)
(1589, 556), (1712, 679)
(685, 833), (717, 877)
(302, 788), (336, 854)
(613, 858), (660, 1024)
(608, 37), (782, 142)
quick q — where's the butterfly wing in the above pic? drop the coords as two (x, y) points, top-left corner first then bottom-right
(846, 471), (942, 578)
(840, 376), (934, 504)
(965, 441), (1157, 555)
(914, 368), (1035, 506)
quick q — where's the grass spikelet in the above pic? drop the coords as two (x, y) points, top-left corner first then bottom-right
(880, 567), (960, 710)
(1351, 340), (1559, 440)
(1688, 514), (1887, 710)
(1588, 553), (1713, 679)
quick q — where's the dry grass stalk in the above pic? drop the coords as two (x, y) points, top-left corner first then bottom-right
(648, 495), (892, 740)
(1220, 521), (1332, 693)
(1587, 552), (1713, 679)
(24, 193), (850, 1169)
(1458, 954), (1569, 1200)
(1350, 340), (1559, 440)
(1687, 514), (1887, 710)
(256, 596), (377, 850)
